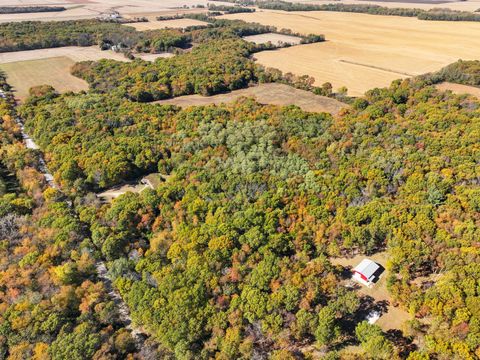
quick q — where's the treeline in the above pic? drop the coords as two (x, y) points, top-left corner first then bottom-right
(418, 8), (480, 21)
(0, 6), (66, 14)
(260, 0), (480, 22)
(215, 0), (480, 22)
(256, 0), (422, 16)
(19, 74), (480, 358)
(208, 4), (256, 14)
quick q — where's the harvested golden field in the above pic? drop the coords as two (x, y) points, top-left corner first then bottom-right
(154, 83), (347, 115)
(222, 10), (480, 95)
(436, 82), (480, 98)
(0, 56), (88, 99)
(127, 18), (209, 31)
(0, 46), (127, 64)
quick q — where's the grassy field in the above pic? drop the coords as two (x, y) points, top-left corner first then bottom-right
(154, 83), (347, 115)
(127, 18), (209, 30)
(436, 82), (480, 98)
(0, 46), (131, 100)
(0, 56), (88, 99)
(222, 10), (480, 95)
(243, 33), (302, 45)
(135, 52), (174, 61)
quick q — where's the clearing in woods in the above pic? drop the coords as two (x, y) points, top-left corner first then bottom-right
(222, 10), (480, 95)
(154, 83), (347, 115)
(243, 33), (303, 46)
(0, 57), (88, 100)
(330, 252), (411, 332)
(126, 18), (209, 31)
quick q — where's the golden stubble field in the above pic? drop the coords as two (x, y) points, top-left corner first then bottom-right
(223, 10), (480, 95)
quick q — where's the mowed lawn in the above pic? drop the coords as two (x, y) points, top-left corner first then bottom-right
(0, 56), (88, 100)
(222, 10), (480, 95)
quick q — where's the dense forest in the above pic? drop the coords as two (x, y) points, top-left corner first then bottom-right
(0, 75), (155, 358)
(1, 6), (480, 358)
(17, 66), (480, 358)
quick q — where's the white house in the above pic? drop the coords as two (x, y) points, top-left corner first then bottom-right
(352, 259), (381, 287)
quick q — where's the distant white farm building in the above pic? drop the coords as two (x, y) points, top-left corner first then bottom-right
(352, 259), (382, 287)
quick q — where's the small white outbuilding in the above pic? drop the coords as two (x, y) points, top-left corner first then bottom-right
(352, 258), (381, 287)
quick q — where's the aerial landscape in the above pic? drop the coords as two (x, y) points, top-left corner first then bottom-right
(0, 0), (479, 359)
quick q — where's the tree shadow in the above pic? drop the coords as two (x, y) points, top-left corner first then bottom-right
(385, 329), (417, 357)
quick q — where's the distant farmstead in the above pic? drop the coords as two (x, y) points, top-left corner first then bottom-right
(352, 259), (382, 287)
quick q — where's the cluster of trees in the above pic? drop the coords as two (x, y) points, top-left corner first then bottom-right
(0, 19), (193, 53)
(0, 6), (66, 14)
(20, 69), (480, 358)
(420, 59), (480, 86)
(70, 39), (259, 101)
